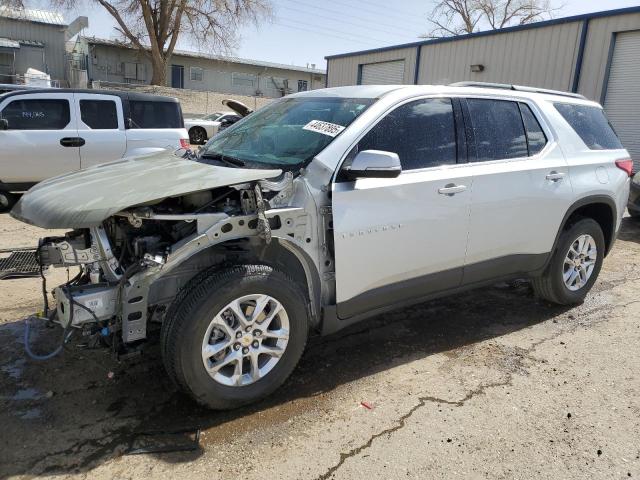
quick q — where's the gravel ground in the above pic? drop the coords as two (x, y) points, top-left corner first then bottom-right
(0, 212), (639, 480)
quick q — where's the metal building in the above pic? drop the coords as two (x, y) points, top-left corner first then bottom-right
(71, 37), (326, 98)
(0, 6), (86, 85)
(325, 6), (640, 168)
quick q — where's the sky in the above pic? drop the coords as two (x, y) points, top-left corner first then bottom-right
(29, 0), (640, 69)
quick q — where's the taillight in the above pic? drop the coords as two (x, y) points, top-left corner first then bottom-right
(180, 138), (190, 149)
(615, 158), (634, 177)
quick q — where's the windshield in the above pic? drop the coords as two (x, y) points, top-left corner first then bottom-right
(204, 112), (224, 121)
(199, 97), (375, 168)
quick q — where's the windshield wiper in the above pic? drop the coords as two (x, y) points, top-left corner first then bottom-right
(199, 152), (245, 168)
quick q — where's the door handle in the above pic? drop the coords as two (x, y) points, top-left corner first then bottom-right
(438, 184), (467, 196)
(546, 171), (566, 182)
(60, 137), (86, 147)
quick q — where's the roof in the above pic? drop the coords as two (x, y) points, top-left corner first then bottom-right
(0, 37), (20, 49)
(325, 5), (640, 60)
(291, 84), (598, 105)
(0, 88), (181, 103)
(83, 36), (326, 75)
(0, 6), (66, 26)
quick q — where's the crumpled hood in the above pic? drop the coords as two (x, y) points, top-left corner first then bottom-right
(11, 151), (281, 229)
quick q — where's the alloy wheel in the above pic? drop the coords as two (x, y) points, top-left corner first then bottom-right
(563, 234), (597, 291)
(201, 294), (290, 387)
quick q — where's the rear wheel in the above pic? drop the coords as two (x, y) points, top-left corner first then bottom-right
(532, 217), (604, 305)
(189, 126), (208, 145)
(161, 265), (309, 410)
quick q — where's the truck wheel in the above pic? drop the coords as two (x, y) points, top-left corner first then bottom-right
(0, 192), (16, 212)
(532, 217), (604, 305)
(161, 265), (309, 410)
(189, 127), (207, 145)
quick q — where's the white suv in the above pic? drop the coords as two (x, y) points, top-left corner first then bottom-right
(13, 83), (631, 410)
(0, 89), (189, 209)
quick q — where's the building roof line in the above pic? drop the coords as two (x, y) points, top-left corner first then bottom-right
(325, 5), (640, 60)
(0, 6), (66, 26)
(82, 36), (326, 75)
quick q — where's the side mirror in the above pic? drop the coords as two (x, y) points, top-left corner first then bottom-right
(0, 119), (8, 130)
(346, 150), (402, 180)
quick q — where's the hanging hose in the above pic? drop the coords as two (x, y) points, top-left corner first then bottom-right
(23, 312), (74, 361)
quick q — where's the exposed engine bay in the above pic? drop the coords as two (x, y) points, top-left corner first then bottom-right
(32, 170), (327, 356)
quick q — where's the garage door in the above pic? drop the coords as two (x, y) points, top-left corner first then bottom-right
(360, 60), (405, 85)
(603, 30), (640, 172)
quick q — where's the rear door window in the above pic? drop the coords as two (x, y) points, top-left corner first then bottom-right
(466, 98), (528, 161)
(80, 100), (118, 129)
(519, 103), (547, 156)
(554, 103), (623, 150)
(356, 98), (457, 170)
(128, 100), (182, 129)
(1, 98), (70, 130)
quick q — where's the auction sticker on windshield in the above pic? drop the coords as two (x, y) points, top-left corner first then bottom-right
(303, 120), (345, 137)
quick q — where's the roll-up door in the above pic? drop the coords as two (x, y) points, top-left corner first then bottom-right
(603, 30), (640, 172)
(360, 60), (405, 85)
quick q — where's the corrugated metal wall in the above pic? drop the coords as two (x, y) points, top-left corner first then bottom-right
(416, 22), (582, 90)
(0, 17), (66, 81)
(578, 11), (640, 101)
(326, 10), (640, 103)
(327, 47), (417, 87)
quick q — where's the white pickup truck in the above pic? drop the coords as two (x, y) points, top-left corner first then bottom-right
(0, 89), (189, 209)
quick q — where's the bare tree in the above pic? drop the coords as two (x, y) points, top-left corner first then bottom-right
(423, 0), (561, 38)
(3, 0), (271, 85)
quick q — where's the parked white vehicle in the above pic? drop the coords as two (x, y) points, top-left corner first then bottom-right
(13, 83), (631, 410)
(0, 89), (189, 209)
(184, 99), (253, 144)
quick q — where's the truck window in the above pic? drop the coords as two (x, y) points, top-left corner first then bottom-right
(554, 103), (623, 150)
(357, 98), (457, 170)
(80, 100), (118, 129)
(1, 98), (70, 130)
(466, 98), (528, 162)
(128, 100), (182, 129)
(519, 103), (547, 156)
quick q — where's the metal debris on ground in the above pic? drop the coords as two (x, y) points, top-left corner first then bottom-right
(360, 401), (373, 410)
(0, 248), (40, 280)
(125, 428), (201, 455)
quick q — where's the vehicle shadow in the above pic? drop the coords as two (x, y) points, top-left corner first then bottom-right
(617, 215), (640, 243)
(0, 279), (571, 478)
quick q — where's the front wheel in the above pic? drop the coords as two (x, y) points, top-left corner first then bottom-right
(0, 191), (16, 212)
(532, 217), (605, 305)
(161, 265), (309, 410)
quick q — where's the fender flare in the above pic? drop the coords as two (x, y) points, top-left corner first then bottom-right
(540, 194), (617, 274)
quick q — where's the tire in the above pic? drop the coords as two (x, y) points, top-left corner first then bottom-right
(0, 192), (16, 213)
(532, 217), (605, 305)
(188, 126), (208, 145)
(161, 264), (309, 410)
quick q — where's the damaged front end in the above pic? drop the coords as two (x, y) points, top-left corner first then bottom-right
(28, 165), (322, 356)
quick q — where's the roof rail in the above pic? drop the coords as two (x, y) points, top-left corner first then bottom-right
(449, 81), (586, 100)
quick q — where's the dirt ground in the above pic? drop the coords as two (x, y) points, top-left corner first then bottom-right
(1, 212), (639, 480)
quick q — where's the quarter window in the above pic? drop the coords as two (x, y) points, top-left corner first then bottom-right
(128, 100), (182, 129)
(357, 98), (457, 170)
(0, 99), (70, 130)
(519, 103), (547, 155)
(553, 103), (623, 150)
(80, 100), (118, 129)
(467, 98), (528, 161)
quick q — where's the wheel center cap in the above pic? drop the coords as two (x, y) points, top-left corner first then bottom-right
(240, 335), (253, 347)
